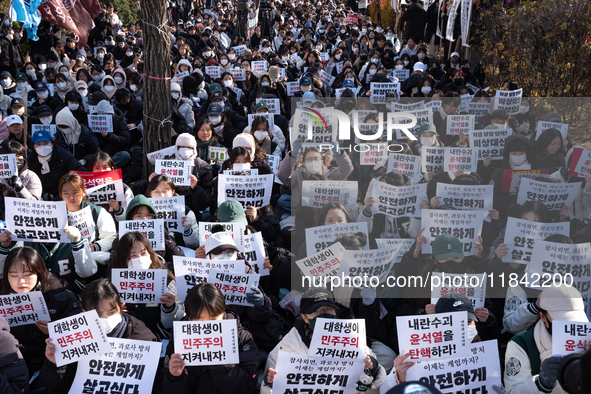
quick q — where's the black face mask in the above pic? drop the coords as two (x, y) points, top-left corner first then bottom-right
(461, 67), (470, 74)
(544, 313), (553, 335)
(435, 258), (466, 274)
(16, 158), (25, 169)
(360, 55), (368, 62)
(104, 70), (112, 75)
(454, 78), (463, 85)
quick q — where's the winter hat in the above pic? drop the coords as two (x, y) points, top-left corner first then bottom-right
(269, 66), (281, 80)
(232, 133), (256, 158)
(174, 133), (197, 161)
(508, 138), (529, 153)
(171, 82), (182, 93)
(539, 284), (588, 322)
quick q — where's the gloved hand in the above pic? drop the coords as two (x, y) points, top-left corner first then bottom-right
(291, 139), (302, 158)
(360, 287), (377, 306)
(585, 175), (591, 191)
(331, 140), (342, 157)
(538, 356), (563, 390)
(64, 226), (81, 243)
(11, 175), (23, 192)
(182, 215), (195, 231)
(245, 286), (265, 308)
(79, 158), (87, 167)
(516, 121), (530, 134)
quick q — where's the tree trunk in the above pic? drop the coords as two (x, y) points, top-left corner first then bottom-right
(140, 0), (172, 180)
(236, 0), (249, 41)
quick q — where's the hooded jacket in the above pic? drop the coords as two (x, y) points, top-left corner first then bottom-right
(0, 315), (29, 393)
(100, 75), (117, 99)
(93, 99), (132, 156)
(112, 67), (127, 89)
(177, 59), (194, 74)
(54, 107), (100, 163)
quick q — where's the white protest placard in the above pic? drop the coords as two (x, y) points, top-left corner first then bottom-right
(293, 109), (335, 144)
(243, 232), (268, 276)
(86, 180), (125, 204)
(535, 121), (569, 140)
(469, 128), (511, 160)
(502, 218), (570, 264)
(339, 246), (401, 284)
(31, 124), (57, 138)
(172, 70), (190, 84)
(393, 68), (410, 81)
(571, 147), (591, 178)
(376, 238), (415, 262)
(444, 147), (478, 172)
(256, 98), (280, 115)
(272, 351), (364, 394)
(207, 269), (260, 306)
(208, 146), (228, 165)
(445, 0), (460, 41)
(223, 168), (259, 176)
(232, 45), (248, 57)
(525, 241), (591, 297)
(308, 318), (366, 359)
(173, 319), (240, 366)
(447, 115), (475, 136)
(371, 182), (426, 218)
(466, 102), (491, 123)
(217, 174), (274, 209)
(286, 81), (300, 96)
(296, 242), (345, 283)
(228, 86), (242, 102)
(148, 196), (185, 233)
(6, 197), (69, 243)
(264, 154), (281, 174)
(247, 113), (275, 129)
(0, 292), (50, 327)
(425, 100), (442, 114)
(301, 180), (358, 209)
(493, 88), (522, 115)
(173, 255), (244, 301)
(458, 95), (475, 113)
(517, 178), (580, 211)
(147, 145), (176, 164)
(319, 70), (336, 86)
(230, 67), (247, 81)
(335, 61), (344, 74)
(422, 147), (445, 174)
(0, 153), (17, 177)
(509, 172), (552, 196)
(394, 108), (432, 140)
(49, 310), (110, 367)
(370, 82), (400, 104)
(421, 210), (484, 256)
(205, 66), (222, 79)
(87, 114), (114, 133)
(430, 272), (487, 309)
(397, 311), (470, 361)
(119, 219), (165, 252)
(69, 338), (162, 394)
(111, 269), (168, 304)
(406, 340), (503, 393)
(305, 222), (369, 256)
(198, 222), (245, 250)
(155, 159), (192, 187)
(355, 122), (383, 143)
(552, 321), (591, 355)
(387, 153), (422, 179)
(435, 184), (494, 211)
(68, 206), (96, 241)
(359, 143), (388, 166)
(320, 52), (330, 61)
(390, 101), (425, 113)
(251, 60), (268, 76)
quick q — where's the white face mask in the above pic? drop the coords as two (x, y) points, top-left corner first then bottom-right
(61, 71), (70, 78)
(371, 58), (379, 64)
(97, 53), (105, 60)
(129, 85), (137, 92)
(209, 116), (221, 125)
(212, 251), (237, 260)
(228, 54), (236, 60)
(26, 70), (36, 78)
(519, 105), (529, 114)
(100, 313), (123, 335)
(37, 91), (49, 99)
(36, 145), (53, 157)
(300, 85), (311, 93)
(316, 45), (323, 51)
(220, 59), (229, 65)
(305, 161), (322, 174)
(93, 74), (103, 81)
(57, 82), (67, 89)
(418, 53), (426, 60)
(68, 103), (79, 111)
(203, 51), (213, 58)
(368, 69), (377, 75)
(40, 116), (52, 125)
(16, 82), (27, 90)
(254, 131), (268, 141)
(421, 86), (432, 95)
(0, 79), (10, 87)
(171, 92), (180, 100)
(178, 147), (195, 160)
(261, 81), (270, 86)
(126, 51), (134, 57)
(467, 324), (478, 343)
(38, 64), (47, 70)
(510, 153), (527, 166)
(60, 126), (73, 135)
(114, 76), (124, 84)
(395, 64), (404, 70)
(223, 80), (233, 87)
(262, 47), (270, 53)
(335, 54), (341, 60)
(128, 255), (152, 270)
(104, 85), (115, 92)
(420, 136), (436, 147)
(403, 60), (409, 66)
(78, 88), (88, 97)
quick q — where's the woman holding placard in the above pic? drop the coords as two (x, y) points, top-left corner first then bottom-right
(40, 278), (157, 393)
(533, 128), (566, 175)
(109, 231), (183, 339)
(161, 282), (260, 394)
(0, 246), (82, 380)
(194, 118), (225, 163)
(0, 140), (42, 200)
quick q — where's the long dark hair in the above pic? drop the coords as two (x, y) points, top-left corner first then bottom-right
(534, 128), (563, 156)
(194, 118), (219, 145)
(517, 201), (552, 223)
(316, 202), (354, 226)
(110, 232), (175, 280)
(1, 247), (55, 294)
(81, 278), (122, 315)
(146, 174), (176, 197)
(185, 283), (226, 321)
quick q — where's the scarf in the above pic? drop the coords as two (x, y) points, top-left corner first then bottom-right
(294, 317), (313, 348)
(108, 314), (130, 338)
(533, 319), (552, 361)
(197, 138), (212, 161)
(39, 153), (52, 174)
